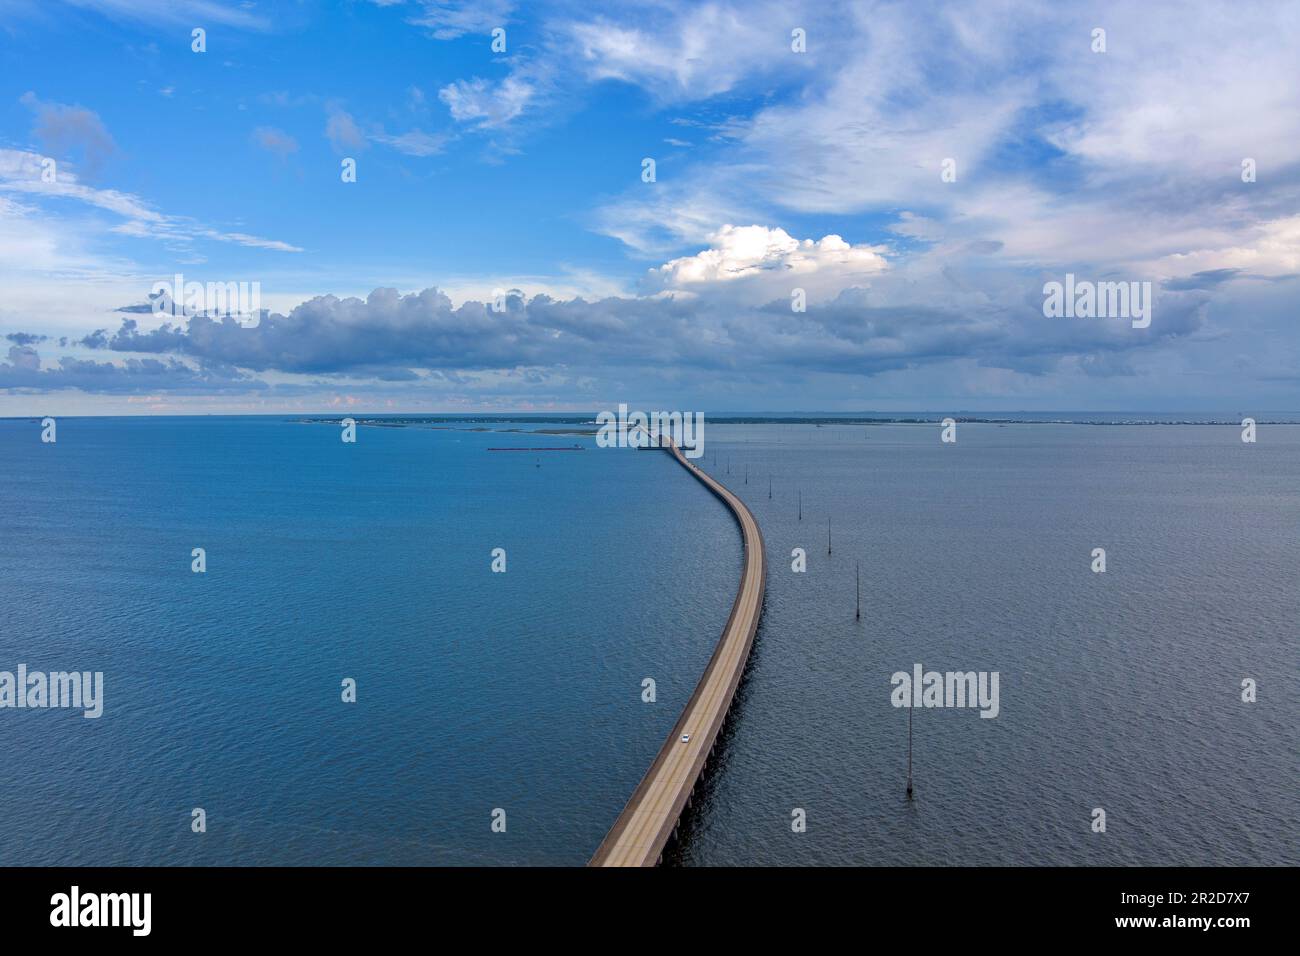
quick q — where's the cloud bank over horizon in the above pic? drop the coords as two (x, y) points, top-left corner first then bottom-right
(2, 0), (1298, 412)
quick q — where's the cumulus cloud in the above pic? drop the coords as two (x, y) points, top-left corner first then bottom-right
(646, 225), (888, 293)
(68, 247), (1207, 395)
(5, 344), (41, 371)
(590, 0), (1300, 290)
(8, 0), (1296, 408)
(86, 290), (584, 374)
(6, 332), (48, 345)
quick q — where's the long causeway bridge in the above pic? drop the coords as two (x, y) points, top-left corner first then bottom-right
(589, 434), (767, 866)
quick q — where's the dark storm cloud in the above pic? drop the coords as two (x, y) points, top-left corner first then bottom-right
(89, 288), (699, 374)
(72, 282), (1212, 385)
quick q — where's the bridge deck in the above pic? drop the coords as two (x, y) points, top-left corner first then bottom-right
(589, 437), (766, 867)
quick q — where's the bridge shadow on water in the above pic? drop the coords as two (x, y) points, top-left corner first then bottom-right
(660, 589), (771, 867)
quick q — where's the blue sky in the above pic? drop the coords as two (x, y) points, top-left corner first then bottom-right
(1, 0), (1299, 413)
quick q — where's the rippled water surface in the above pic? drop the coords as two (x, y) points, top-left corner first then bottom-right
(0, 417), (734, 865)
(1, 418), (1295, 865)
(673, 422), (1299, 866)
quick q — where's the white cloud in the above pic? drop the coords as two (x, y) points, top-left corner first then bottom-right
(438, 75), (537, 128)
(593, 179), (763, 256)
(62, 0), (270, 29)
(404, 0), (514, 40)
(1044, 3), (1300, 173)
(593, 0), (1300, 285)
(649, 224), (887, 289)
(1, 149), (159, 220)
(564, 2), (816, 100)
(371, 128), (448, 156)
(8, 0), (1299, 411)
(0, 148), (303, 254)
(1150, 215), (1300, 279)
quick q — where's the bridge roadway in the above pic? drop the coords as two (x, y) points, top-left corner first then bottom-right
(589, 435), (766, 866)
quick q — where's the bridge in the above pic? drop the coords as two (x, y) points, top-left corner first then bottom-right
(589, 434), (766, 866)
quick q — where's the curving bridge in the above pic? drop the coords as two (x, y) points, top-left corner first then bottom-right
(590, 434), (766, 867)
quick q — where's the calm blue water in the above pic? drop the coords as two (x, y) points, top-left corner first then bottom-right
(0, 417), (735, 865)
(673, 422), (1299, 866)
(1, 417), (1295, 865)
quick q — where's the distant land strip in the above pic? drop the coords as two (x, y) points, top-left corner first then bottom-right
(290, 414), (1300, 428)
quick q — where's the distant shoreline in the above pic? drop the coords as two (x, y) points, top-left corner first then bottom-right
(290, 414), (1300, 428)
(6, 413), (1299, 426)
